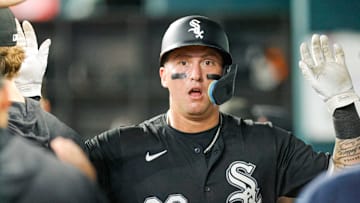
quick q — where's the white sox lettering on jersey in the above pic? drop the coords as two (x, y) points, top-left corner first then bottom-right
(144, 194), (188, 203)
(226, 161), (262, 203)
(144, 161), (262, 203)
(188, 19), (204, 39)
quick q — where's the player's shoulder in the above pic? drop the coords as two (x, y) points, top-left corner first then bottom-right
(240, 117), (289, 135)
(242, 119), (273, 128)
(86, 115), (166, 154)
(98, 114), (166, 138)
(222, 112), (274, 128)
(222, 113), (291, 142)
(222, 112), (291, 136)
(140, 113), (167, 129)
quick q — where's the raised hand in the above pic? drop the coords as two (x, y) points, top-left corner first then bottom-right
(15, 19), (51, 98)
(299, 34), (359, 114)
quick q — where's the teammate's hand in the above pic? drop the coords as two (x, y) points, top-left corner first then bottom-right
(299, 34), (359, 114)
(51, 137), (97, 182)
(15, 19), (51, 98)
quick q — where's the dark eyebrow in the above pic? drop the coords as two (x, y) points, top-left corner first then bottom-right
(173, 54), (219, 59)
(202, 55), (219, 59)
(172, 54), (191, 59)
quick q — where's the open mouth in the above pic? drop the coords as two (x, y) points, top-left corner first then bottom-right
(189, 88), (202, 97)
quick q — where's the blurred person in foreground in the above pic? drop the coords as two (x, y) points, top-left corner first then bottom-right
(0, 74), (106, 203)
(0, 6), (107, 203)
(0, 6), (86, 150)
(295, 165), (360, 203)
(0, 0), (24, 7)
(84, 15), (360, 203)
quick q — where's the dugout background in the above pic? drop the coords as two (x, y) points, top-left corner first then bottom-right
(11, 0), (360, 152)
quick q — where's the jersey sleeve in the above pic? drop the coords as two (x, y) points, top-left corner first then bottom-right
(274, 127), (330, 197)
(85, 128), (122, 198)
(42, 110), (87, 151)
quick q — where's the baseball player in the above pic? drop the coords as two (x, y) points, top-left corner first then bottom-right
(0, 72), (107, 203)
(85, 15), (360, 203)
(0, 9), (106, 201)
(0, 7), (86, 150)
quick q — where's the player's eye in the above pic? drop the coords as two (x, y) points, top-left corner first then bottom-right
(178, 60), (188, 66)
(202, 59), (216, 66)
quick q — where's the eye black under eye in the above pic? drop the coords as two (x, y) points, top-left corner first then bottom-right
(207, 74), (221, 80)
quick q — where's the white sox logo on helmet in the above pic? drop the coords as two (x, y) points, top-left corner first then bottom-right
(188, 19), (204, 39)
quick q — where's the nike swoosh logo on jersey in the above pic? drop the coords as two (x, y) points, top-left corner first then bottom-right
(145, 150), (167, 162)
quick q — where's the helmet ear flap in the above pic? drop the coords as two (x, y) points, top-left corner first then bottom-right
(208, 64), (238, 105)
(159, 15), (232, 66)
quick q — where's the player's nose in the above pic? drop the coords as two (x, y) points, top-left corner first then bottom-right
(189, 63), (202, 81)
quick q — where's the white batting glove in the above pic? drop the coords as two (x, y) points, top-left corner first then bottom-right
(15, 19), (51, 98)
(299, 34), (359, 115)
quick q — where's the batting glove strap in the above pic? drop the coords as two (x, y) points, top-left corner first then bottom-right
(326, 90), (359, 115)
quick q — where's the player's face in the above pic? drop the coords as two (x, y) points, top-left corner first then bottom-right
(160, 46), (223, 117)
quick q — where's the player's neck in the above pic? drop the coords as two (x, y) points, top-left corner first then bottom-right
(6, 79), (25, 103)
(166, 110), (220, 133)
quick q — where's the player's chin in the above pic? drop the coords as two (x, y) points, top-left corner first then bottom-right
(186, 97), (205, 107)
(186, 102), (213, 114)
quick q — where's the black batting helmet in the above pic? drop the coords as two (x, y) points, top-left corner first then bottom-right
(160, 15), (232, 66)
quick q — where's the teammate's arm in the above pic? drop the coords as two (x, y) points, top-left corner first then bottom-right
(331, 103), (360, 171)
(51, 137), (97, 181)
(299, 34), (360, 172)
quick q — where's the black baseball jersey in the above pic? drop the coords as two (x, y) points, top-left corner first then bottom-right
(86, 113), (330, 203)
(0, 129), (107, 203)
(7, 98), (86, 150)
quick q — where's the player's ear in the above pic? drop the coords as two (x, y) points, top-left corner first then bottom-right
(159, 66), (168, 88)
